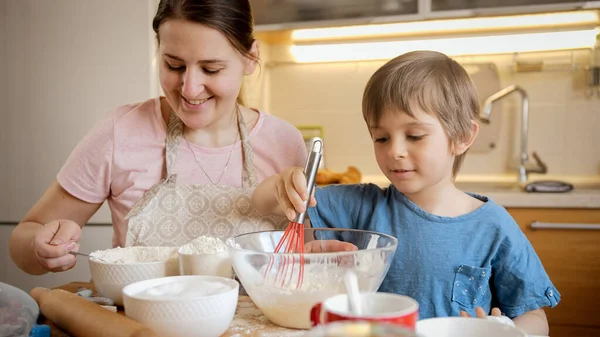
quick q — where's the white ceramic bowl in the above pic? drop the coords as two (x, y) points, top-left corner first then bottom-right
(89, 246), (179, 306)
(177, 247), (233, 278)
(417, 317), (528, 337)
(122, 275), (239, 337)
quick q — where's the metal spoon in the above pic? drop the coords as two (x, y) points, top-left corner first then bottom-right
(69, 251), (108, 263)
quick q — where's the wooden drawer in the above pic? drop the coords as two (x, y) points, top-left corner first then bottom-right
(507, 208), (600, 336)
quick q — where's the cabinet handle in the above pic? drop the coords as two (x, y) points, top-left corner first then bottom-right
(530, 221), (600, 230)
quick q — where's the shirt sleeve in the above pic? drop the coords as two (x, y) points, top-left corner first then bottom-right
(491, 220), (560, 318)
(56, 111), (114, 203)
(307, 184), (382, 231)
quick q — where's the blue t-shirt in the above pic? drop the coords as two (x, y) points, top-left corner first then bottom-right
(306, 183), (560, 319)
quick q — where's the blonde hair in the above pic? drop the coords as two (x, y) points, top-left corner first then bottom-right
(362, 50), (479, 178)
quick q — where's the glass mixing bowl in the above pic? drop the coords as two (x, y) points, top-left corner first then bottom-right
(227, 228), (398, 329)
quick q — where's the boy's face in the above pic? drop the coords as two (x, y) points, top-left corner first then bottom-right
(369, 107), (455, 197)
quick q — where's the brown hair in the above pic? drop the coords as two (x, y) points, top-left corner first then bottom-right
(362, 50), (479, 177)
(153, 0), (258, 105)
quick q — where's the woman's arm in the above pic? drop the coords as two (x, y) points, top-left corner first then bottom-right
(10, 181), (102, 275)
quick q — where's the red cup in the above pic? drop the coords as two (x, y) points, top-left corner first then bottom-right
(310, 292), (419, 330)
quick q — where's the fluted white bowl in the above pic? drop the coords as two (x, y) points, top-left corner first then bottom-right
(122, 275), (239, 337)
(89, 246), (179, 306)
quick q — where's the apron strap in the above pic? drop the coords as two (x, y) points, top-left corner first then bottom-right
(237, 108), (259, 187)
(165, 112), (183, 177)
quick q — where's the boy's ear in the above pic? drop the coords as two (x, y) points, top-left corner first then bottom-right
(453, 120), (479, 155)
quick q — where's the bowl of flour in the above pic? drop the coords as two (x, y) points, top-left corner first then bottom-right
(178, 236), (232, 278)
(89, 246), (179, 306)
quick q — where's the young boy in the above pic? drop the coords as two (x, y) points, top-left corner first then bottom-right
(251, 50), (559, 335)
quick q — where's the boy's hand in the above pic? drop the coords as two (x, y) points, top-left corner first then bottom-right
(460, 307), (502, 318)
(305, 240), (358, 253)
(275, 167), (317, 220)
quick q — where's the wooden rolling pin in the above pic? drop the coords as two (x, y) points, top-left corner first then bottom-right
(30, 287), (158, 337)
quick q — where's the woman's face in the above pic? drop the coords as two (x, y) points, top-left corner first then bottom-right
(158, 19), (257, 130)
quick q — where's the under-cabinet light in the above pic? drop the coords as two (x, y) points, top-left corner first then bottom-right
(291, 11), (599, 42)
(290, 29), (599, 63)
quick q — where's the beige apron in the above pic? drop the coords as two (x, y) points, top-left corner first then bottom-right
(124, 109), (288, 247)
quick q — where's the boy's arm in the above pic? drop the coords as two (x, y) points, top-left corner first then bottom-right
(252, 167), (316, 220)
(251, 174), (284, 217)
(513, 308), (549, 336)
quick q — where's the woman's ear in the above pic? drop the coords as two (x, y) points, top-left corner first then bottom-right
(244, 40), (260, 75)
(453, 120), (480, 155)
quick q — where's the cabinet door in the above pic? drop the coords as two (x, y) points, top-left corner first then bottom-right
(251, 0), (418, 26)
(431, 0), (582, 11)
(507, 208), (600, 337)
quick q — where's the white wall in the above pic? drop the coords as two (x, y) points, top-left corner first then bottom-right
(265, 50), (600, 179)
(2, 0), (158, 224)
(1, 0), (159, 290)
(1, 0), (9, 222)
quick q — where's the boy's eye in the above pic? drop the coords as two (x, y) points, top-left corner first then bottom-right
(203, 68), (222, 75)
(407, 135), (426, 141)
(374, 137), (388, 143)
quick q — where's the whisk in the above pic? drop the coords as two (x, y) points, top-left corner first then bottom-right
(268, 139), (323, 288)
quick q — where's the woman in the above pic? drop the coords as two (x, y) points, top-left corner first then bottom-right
(10, 0), (307, 275)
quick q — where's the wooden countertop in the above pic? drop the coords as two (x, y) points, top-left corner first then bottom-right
(44, 282), (307, 337)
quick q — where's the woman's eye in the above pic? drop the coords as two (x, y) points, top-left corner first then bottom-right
(407, 135), (426, 141)
(203, 68), (221, 75)
(166, 63), (184, 71)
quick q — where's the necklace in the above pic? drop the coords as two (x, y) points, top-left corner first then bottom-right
(184, 122), (240, 186)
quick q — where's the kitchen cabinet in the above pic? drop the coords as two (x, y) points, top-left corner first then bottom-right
(251, 0), (418, 26)
(431, 0), (583, 11)
(251, 0), (599, 29)
(506, 208), (600, 337)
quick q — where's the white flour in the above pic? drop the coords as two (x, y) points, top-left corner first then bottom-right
(137, 279), (232, 300)
(90, 246), (178, 264)
(179, 236), (227, 254)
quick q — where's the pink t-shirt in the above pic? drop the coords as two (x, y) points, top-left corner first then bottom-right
(57, 98), (307, 247)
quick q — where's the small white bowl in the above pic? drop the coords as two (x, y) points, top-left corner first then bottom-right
(89, 246), (179, 306)
(417, 317), (527, 337)
(177, 246), (233, 278)
(122, 275), (239, 337)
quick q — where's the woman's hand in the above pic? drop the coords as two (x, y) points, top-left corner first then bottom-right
(32, 219), (82, 272)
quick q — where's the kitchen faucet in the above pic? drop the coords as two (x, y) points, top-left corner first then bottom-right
(480, 85), (547, 184)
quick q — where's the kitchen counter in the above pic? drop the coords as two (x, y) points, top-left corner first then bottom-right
(361, 174), (600, 209)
